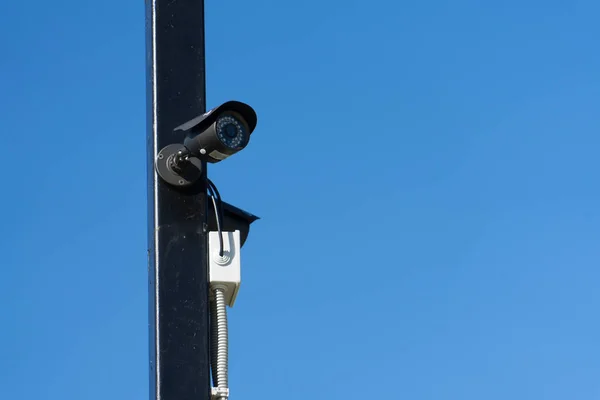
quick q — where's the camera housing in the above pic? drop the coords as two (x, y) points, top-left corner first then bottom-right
(176, 100), (258, 163)
(155, 100), (257, 187)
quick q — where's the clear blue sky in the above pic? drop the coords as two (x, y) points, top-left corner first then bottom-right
(2, 0), (600, 398)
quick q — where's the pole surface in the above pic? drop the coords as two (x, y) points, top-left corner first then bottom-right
(146, 0), (210, 399)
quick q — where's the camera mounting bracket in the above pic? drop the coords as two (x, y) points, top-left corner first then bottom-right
(155, 143), (203, 187)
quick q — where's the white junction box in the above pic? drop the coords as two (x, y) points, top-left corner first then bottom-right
(208, 230), (241, 307)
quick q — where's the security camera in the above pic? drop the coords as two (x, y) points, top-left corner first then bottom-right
(155, 100), (257, 187)
(177, 100), (257, 163)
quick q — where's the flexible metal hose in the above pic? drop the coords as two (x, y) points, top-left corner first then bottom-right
(210, 286), (229, 398)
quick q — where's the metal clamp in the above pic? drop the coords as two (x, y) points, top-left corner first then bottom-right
(211, 387), (230, 400)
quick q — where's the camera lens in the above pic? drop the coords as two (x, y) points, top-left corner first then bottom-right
(216, 113), (247, 149)
(224, 124), (237, 138)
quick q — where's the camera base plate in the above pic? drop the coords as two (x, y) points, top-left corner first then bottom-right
(155, 144), (203, 187)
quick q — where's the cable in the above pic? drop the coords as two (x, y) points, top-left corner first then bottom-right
(207, 178), (225, 234)
(207, 178), (224, 255)
(207, 178), (230, 399)
(207, 180), (224, 257)
(210, 286), (229, 399)
(209, 190), (224, 257)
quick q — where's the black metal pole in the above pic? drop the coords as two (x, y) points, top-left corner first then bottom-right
(146, 1), (210, 399)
